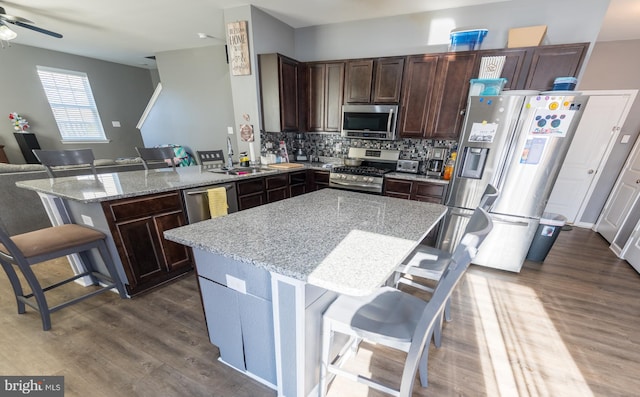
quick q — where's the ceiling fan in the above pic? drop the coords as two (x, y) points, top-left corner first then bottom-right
(0, 6), (62, 40)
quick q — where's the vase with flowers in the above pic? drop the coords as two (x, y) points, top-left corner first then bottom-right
(9, 112), (29, 132)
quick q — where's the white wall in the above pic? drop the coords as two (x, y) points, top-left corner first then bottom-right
(294, 0), (610, 62)
(0, 44), (153, 163)
(140, 45), (234, 158)
(223, 5), (296, 162)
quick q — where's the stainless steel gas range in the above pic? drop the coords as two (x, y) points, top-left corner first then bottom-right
(329, 148), (400, 194)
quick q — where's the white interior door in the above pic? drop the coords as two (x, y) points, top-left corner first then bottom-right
(596, 136), (640, 249)
(545, 91), (637, 226)
(622, 223), (640, 274)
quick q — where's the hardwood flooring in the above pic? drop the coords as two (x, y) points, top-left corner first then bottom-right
(1, 227), (638, 396)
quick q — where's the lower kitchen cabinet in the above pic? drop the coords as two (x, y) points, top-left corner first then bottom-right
(309, 170), (330, 191)
(237, 177), (266, 210)
(101, 191), (193, 296)
(265, 174), (289, 203)
(289, 170), (308, 197)
(384, 178), (448, 203)
(384, 177), (448, 245)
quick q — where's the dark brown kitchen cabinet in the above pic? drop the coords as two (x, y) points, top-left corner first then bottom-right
(474, 43), (589, 91)
(383, 178), (412, 200)
(259, 53), (303, 132)
(475, 48), (528, 91)
(399, 52), (476, 140)
(344, 57), (404, 104)
(384, 178), (448, 245)
(397, 54), (439, 139)
(289, 170), (308, 197)
(265, 174), (289, 203)
(372, 57), (405, 103)
(429, 52), (477, 139)
(101, 192), (193, 296)
(344, 59), (374, 103)
(308, 62), (345, 132)
(384, 178), (448, 204)
(237, 177), (266, 210)
(523, 43), (588, 91)
(309, 170), (330, 191)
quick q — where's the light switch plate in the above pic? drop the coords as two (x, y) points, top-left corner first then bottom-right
(112, 121), (121, 127)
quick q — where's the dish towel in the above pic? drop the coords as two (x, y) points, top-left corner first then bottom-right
(207, 187), (228, 218)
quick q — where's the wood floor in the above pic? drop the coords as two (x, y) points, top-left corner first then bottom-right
(1, 227), (639, 397)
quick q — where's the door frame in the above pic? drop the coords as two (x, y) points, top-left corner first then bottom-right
(569, 89), (637, 228)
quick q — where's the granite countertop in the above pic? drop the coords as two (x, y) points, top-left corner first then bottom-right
(15, 163), (326, 203)
(164, 188), (447, 296)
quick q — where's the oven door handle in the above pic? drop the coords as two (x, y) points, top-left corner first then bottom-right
(331, 180), (379, 188)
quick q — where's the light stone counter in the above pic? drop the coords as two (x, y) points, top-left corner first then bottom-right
(163, 188), (446, 395)
(15, 164), (305, 203)
(164, 188), (446, 296)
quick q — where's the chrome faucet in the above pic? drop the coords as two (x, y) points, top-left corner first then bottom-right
(226, 136), (234, 170)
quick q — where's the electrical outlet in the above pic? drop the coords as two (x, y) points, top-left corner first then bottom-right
(335, 143), (342, 152)
(227, 126), (234, 135)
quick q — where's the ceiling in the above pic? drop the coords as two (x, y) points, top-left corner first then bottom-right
(0, 0), (638, 69)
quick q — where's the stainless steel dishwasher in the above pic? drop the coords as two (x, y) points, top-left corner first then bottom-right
(182, 183), (238, 223)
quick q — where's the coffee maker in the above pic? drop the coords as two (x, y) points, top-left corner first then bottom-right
(293, 133), (308, 161)
(426, 147), (447, 176)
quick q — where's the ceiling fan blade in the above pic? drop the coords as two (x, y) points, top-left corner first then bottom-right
(14, 20), (62, 38)
(0, 6), (33, 24)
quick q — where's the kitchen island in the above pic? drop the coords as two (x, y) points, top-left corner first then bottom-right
(164, 188), (446, 397)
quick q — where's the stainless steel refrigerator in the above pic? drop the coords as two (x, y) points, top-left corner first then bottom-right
(440, 93), (589, 272)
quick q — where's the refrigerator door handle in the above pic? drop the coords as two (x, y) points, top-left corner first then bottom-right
(488, 213), (532, 227)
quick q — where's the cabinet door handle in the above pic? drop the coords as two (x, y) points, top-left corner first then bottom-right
(587, 169), (595, 174)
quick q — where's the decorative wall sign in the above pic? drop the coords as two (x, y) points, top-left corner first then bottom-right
(226, 21), (251, 76)
(240, 124), (254, 142)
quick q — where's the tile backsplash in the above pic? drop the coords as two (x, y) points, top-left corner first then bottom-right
(261, 131), (457, 172)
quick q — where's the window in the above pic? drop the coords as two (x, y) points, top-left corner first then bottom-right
(36, 66), (107, 142)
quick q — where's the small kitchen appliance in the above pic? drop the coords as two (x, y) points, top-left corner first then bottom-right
(426, 147), (447, 176)
(341, 104), (398, 141)
(396, 159), (420, 174)
(293, 133), (308, 161)
(330, 148), (400, 194)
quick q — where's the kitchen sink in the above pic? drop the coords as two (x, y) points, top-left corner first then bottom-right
(209, 167), (269, 176)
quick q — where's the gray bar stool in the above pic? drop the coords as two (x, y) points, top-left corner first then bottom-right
(0, 221), (127, 331)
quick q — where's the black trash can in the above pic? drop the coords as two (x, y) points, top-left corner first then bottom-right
(526, 213), (567, 262)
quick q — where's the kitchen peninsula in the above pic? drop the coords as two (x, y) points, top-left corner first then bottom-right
(15, 165), (286, 295)
(164, 188), (446, 396)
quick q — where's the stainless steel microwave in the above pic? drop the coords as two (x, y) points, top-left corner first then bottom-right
(341, 104), (398, 140)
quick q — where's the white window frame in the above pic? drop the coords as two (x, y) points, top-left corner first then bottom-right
(36, 65), (109, 143)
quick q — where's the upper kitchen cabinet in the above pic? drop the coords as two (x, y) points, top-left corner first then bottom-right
(429, 52), (477, 139)
(474, 43), (589, 91)
(397, 54), (439, 139)
(475, 48), (527, 91)
(307, 61), (345, 132)
(259, 53), (304, 132)
(344, 57), (404, 104)
(523, 43), (589, 91)
(399, 52), (476, 140)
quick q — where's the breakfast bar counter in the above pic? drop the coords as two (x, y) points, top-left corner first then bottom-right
(164, 188), (446, 397)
